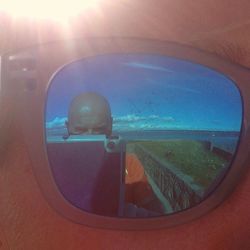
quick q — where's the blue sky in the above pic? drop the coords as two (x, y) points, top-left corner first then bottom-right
(46, 54), (242, 132)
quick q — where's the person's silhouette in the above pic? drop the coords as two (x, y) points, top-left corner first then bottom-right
(64, 92), (163, 216)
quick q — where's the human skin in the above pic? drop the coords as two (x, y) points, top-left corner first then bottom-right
(66, 92), (113, 136)
(1, 1), (250, 249)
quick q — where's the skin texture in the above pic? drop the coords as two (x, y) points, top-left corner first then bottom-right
(66, 92), (112, 136)
(1, 1), (250, 249)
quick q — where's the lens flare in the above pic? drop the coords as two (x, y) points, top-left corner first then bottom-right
(0, 0), (102, 22)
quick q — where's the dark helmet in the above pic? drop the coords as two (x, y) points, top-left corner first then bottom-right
(65, 92), (112, 138)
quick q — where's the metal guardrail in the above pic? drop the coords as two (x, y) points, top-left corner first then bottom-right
(134, 144), (203, 212)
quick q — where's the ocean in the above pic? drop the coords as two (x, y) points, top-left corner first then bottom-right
(46, 128), (240, 154)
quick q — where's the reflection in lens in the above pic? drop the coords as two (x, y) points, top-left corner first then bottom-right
(45, 54), (242, 217)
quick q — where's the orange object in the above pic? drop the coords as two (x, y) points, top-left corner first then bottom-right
(125, 154), (163, 212)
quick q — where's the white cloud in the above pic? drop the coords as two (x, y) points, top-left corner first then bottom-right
(46, 117), (67, 129)
(112, 114), (176, 131)
(146, 78), (201, 94)
(124, 62), (173, 73)
(46, 114), (176, 132)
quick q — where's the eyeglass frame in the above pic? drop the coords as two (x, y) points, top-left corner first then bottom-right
(1, 37), (250, 230)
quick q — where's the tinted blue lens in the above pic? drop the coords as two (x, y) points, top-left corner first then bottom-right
(45, 54), (242, 217)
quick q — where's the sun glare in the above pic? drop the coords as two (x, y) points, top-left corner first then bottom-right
(0, 0), (102, 22)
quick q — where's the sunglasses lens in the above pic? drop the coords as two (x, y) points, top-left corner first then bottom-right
(45, 54), (242, 217)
